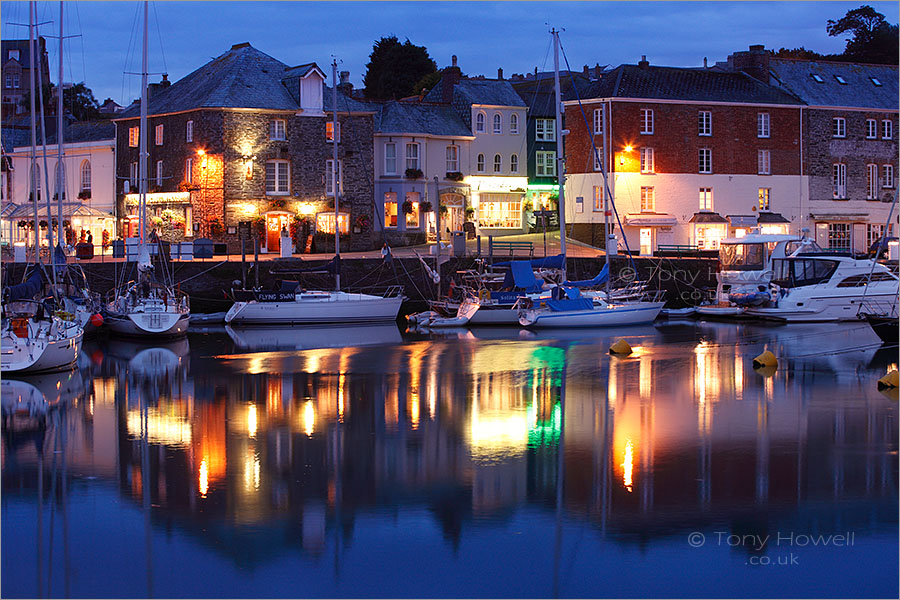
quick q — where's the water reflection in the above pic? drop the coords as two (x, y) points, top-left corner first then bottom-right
(1, 321), (897, 598)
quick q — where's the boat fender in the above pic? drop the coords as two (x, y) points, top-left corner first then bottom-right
(752, 350), (778, 370)
(90, 313), (104, 328)
(877, 370), (899, 390)
(478, 289), (490, 302)
(609, 339), (633, 356)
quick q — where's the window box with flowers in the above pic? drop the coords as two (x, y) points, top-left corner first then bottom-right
(354, 214), (371, 233)
(405, 168), (423, 180)
(178, 181), (200, 192)
(77, 190), (91, 200)
(445, 171), (464, 182)
(269, 197), (288, 210)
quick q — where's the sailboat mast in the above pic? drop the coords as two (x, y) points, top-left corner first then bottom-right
(552, 29), (567, 282)
(139, 0), (149, 246)
(332, 59), (340, 291)
(56, 0), (64, 253)
(28, 2), (39, 258)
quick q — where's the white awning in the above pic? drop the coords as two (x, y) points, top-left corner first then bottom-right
(810, 213), (869, 222)
(624, 213), (677, 226)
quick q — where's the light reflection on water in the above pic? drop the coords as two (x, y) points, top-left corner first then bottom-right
(1, 320), (897, 598)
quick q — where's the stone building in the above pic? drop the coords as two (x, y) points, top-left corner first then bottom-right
(1, 37), (52, 118)
(113, 42), (378, 253)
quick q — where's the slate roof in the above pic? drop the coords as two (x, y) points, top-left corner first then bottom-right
(423, 77), (527, 107)
(375, 102), (471, 137)
(1, 126), (32, 153)
(512, 74), (590, 117)
(571, 64), (803, 106)
(45, 120), (115, 145)
(116, 43), (372, 119)
(767, 59), (898, 110)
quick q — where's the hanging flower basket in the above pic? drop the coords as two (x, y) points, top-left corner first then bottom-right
(420, 201), (433, 213)
(355, 214), (371, 230)
(253, 216), (266, 240)
(402, 199), (415, 214)
(270, 197), (287, 210)
(439, 204), (449, 216)
(405, 168), (423, 180)
(207, 217), (225, 237)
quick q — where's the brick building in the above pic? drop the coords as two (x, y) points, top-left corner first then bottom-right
(1, 38), (52, 118)
(113, 43), (378, 254)
(723, 47), (898, 251)
(564, 55), (804, 254)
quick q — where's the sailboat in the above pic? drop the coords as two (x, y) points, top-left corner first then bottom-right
(103, 1), (190, 338)
(517, 29), (664, 328)
(224, 60), (403, 326)
(1, 2), (83, 374)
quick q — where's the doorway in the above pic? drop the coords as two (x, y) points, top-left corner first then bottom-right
(265, 212), (290, 253)
(640, 228), (653, 256)
(441, 193), (465, 234)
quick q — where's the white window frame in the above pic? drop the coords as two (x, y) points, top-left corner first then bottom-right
(475, 112), (486, 134)
(640, 147), (654, 174)
(828, 222), (851, 250)
(699, 148), (712, 174)
(383, 192), (398, 228)
(866, 119), (878, 139)
(155, 160), (163, 187)
(593, 148), (603, 172)
(186, 120), (193, 143)
(536, 150), (556, 177)
(326, 121), (340, 143)
(535, 118), (555, 142)
(445, 145), (458, 173)
(185, 158), (193, 184)
(384, 142), (397, 175)
(593, 106), (604, 135)
(866, 163), (878, 199)
(266, 159), (290, 195)
(866, 223), (885, 248)
(833, 117), (846, 138)
(699, 187), (713, 211)
(492, 113), (502, 134)
(757, 149), (771, 175)
(476, 153), (485, 173)
(155, 124), (163, 146)
(882, 119), (893, 140)
(493, 154), (502, 173)
(130, 161), (139, 189)
(698, 110), (712, 136)
(640, 108), (654, 135)
(510, 113), (519, 134)
(129, 126), (139, 147)
(640, 186), (655, 212)
(883, 164), (895, 188)
(510, 154), (518, 173)
(758, 188), (770, 211)
(405, 142), (420, 171)
(269, 119), (286, 141)
(592, 185), (604, 211)
(832, 163), (847, 198)
(757, 112), (770, 138)
(79, 160), (91, 192)
(325, 159), (341, 197)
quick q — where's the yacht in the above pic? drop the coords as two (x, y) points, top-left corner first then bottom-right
(744, 253), (899, 322)
(696, 232), (819, 318)
(225, 286), (404, 325)
(518, 285), (665, 328)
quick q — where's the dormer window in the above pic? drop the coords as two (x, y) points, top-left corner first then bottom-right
(810, 74), (824, 83)
(8, 50), (19, 61)
(834, 75), (848, 85)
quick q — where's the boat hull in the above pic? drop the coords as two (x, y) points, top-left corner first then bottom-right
(104, 309), (190, 337)
(863, 314), (898, 345)
(521, 302), (664, 328)
(745, 292), (899, 322)
(225, 293), (403, 325)
(1, 328), (83, 374)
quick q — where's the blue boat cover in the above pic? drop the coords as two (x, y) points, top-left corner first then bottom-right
(5, 265), (45, 302)
(501, 260), (542, 291)
(564, 264), (609, 288)
(547, 298), (594, 312)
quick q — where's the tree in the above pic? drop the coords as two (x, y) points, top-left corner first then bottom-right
(827, 5), (899, 64)
(413, 71), (443, 97)
(772, 47), (828, 61)
(64, 82), (101, 121)
(363, 36), (437, 100)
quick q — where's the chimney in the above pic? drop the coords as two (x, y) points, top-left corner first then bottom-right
(337, 70), (353, 95)
(703, 57), (708, 68)
(730, 44), (770, 82)
(147, 74), (170, 98)
(497, 67), (503, 80)
(441, 55), (462, 103)
(638, 55), (649, 69)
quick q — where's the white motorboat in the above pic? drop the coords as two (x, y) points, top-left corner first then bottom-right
(1, 301), (83, 374)
(744, 253), (899, 322)
(225, 288), (403, 325)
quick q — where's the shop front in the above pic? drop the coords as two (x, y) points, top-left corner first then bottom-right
(8, 202), (115, 250)
(624, 213), (677, 256)
(756, 211), (791, 235)
(689, 212), (728, 250)
(466, 176), (528, 236)
(124, 192), (193, 240)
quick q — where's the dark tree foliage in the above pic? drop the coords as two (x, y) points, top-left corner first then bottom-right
(63, 82), (101, 121)
(363, 35), (437, 100)
(413, 71), (442, 97)
(827, 5), (899, 64)
(772, 47), (828, 60)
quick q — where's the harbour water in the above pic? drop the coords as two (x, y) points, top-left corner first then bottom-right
(2, 320), (897, 598)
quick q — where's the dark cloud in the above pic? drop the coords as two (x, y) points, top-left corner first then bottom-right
(2, 1), (895, 105)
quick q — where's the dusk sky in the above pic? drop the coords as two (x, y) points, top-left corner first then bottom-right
(1, 1), (897, 106)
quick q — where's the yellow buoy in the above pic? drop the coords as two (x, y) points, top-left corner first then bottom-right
(609, 339), (633, 356)
(753, 350), (778, 370)
(877, 370), (899, 390)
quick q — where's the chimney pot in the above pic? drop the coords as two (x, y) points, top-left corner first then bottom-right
(451, 55), (457, 67)
(703, 57), (708, 68)
(497, 67), (503, 80)
(340, 71), (350, 84)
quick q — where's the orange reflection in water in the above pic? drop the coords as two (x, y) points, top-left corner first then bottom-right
(623, 439), (634, 492)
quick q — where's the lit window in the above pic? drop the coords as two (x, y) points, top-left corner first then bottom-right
(640, 108), (654, 134)
(883, 164), (895, 188)
(475, 112), (485, 134)
(155, 124), (163, 146)
(758, 149), (771, 175)
(833, 117), (846, 138)
(384, 142), (396, 175)
(757, 112), (770, 138)
(640, 186), (655, 212)
(477, 193), (521, 229)
(699, 148), (712, 174)
(129, 127), (139, 147)
(186, 120), (193, 142)
(446, 145), (458, 172)
(326, 121), (340, 143)
(832, 163), (847, 198)
(698, 110), (712, 136)
(266, 159), (290, 195)
(477, 153), (485, 173)
(510, 154), (518, 173)
(492, 113), (502, 134)
(592, 185), (604, 211)
(882, 119), (893, 140)
(325, 159), (341, 196)
(699, 187), (713, 211)
(828, 223), (851, 250)
(316, 213), (349, 234)
(593, 106), (604, 135)
(269, 119), (286, 141)
(640, 148), (654, 173)
(493, 154), (502, 173)
(758, 188), (770, 211)
(384, 192), (398, 228)
(866, 164), (878, 199)
(510, 113), (519, 134)
(405, 191), (421, 228)
(536, 151), (556, 177)
(535, 118), (555, 141)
